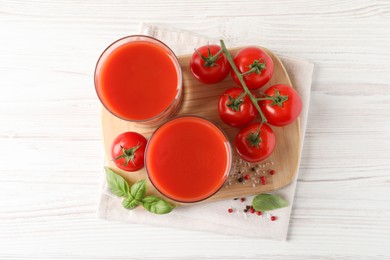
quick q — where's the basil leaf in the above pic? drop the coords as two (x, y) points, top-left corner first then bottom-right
(122, 197), (139, 209)
(130, 179), (146, 201)
(104, 170), (175, 214)
(252, 193), (288, 212)
(141, 196), (175, 214)
(105, 167), (129, 197)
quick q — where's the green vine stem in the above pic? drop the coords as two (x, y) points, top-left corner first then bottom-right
(219, 40), (267, 124)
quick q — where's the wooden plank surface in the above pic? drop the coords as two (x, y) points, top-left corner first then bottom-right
(1, 0), (390, 259)
(102, 47), (301, 205)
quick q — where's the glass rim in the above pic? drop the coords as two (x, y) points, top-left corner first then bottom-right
(144, 115), (232, 203)
(94, 35), (183, 123)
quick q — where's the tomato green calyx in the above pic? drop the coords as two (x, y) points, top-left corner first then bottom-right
(247, 131), (262, 147)
(270, 89), (288, 107)
(226, 92), (246, 112)
(257, 90), (288, 107)
(195, 47), (223, 67)
(114, 144), (141, 166)
(242, 60), (266, 75)
(219, 40), (267, 124)
(226, 95), (243, 111)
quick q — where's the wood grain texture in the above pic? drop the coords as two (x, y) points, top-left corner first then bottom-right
(1, 0), (390, 259)
(102, 47), (301, 205)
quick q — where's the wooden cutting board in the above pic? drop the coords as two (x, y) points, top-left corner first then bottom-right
(101, 47), (301, 205)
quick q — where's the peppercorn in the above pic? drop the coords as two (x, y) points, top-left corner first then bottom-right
(238, 176), (244, 183)
(251, 167), (256, 172)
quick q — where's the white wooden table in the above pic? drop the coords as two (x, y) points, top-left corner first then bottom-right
(1, 0), (389, 259)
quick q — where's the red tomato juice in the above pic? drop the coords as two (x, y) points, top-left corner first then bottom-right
(95, 36), (181, 121)
(146, 117), (231, 202)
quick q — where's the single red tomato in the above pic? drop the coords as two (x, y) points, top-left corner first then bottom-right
(231, 47), (274, 90)
(235, 123), (276, 163)
(111, 132), (147, 172)
(190, 45), (230, 84)
(218, 87), (258, 127)
(259, 84), (302, 126)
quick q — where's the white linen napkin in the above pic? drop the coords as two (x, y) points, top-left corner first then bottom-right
(97, 23), (314, 240)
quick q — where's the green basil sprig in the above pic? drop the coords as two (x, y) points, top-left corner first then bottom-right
(252, 193), (288, 212)
(105, 167), (175, 214)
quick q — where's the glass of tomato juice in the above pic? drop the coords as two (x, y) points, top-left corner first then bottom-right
(94, 35), (182, 124)
(145, 116), (232, 203)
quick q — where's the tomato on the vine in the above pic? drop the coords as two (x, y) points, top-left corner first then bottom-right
(259, 84), (302, 126)
(235, 123), (276, 163)
(111, 132), (147, 172)
(190, 45), (230, 84)
(218, 87), (258, 127)
(232, 47), (274, 90)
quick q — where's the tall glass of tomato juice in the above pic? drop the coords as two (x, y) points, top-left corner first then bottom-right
(145, 116), (232, 203)
(94, 35), (182, 124)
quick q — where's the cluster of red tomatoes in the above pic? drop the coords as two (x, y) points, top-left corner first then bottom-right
(190, 43), (302, 163)
(111, 42), (303, 172)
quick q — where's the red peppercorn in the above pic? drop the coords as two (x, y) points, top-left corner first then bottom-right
(228, 208), (233, 213)
(240, 198), (246, 202)
(271, 216), (277, 221)
(260, 176), (267, 185)
(269, 170), (276, 175)
(244, 174), (250, 180)
(256, 211), (262, 216)
(249, 208), (255, 214)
